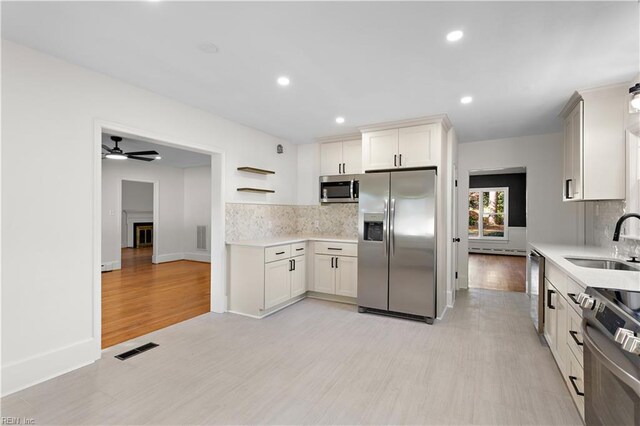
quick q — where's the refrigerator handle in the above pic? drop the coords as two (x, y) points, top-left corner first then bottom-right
(383, 198), (389, 258)
(390, 198), (396, 256)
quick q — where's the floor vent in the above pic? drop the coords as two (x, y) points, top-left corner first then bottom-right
(115, 342), (159, 360)
(197, 225), (207, 250)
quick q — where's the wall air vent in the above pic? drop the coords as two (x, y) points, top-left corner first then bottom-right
(197, 225), (207, 250)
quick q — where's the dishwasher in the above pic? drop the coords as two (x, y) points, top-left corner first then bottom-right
(529, 250), (545, 334)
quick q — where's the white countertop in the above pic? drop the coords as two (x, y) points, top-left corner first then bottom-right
(530, 243), (640, 292)
(226, 235), (358, 247)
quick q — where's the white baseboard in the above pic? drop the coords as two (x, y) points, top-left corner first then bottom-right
(1, 338), (98, 397)
(152, 253), (184, 264)
(447, 290), (454, 308)
(183, 252), (211, 263)
(101, 260), (121, 272)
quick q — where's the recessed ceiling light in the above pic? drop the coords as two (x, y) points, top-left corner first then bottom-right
(446, 30), (464, 42)
(155, 156), (162, 160)
(335, 117), (345, 124)
(197, 42), (219, 54)
(277, 76), (290, 86)
(460, 96), (473, 104)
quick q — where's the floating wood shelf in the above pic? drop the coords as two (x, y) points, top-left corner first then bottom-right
(237, 187), (275, 194)
(237, 167), (275, 175)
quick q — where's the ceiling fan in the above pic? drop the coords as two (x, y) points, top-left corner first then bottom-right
(102, 136), (160, 161)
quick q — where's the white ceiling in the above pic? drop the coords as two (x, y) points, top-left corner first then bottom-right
(3, 2), (638, 143)
(102, 133), (211, 168)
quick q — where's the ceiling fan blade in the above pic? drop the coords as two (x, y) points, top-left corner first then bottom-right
(125, 150), (159, 156)
(128, 155), (155, 162)
(102, 144), (113, 152)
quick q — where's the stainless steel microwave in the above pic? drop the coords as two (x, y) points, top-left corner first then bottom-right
(320, 175), (360, 203)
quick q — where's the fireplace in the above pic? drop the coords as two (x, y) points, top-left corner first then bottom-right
(133, 222), (153, 248)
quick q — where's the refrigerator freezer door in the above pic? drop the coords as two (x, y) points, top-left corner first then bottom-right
(357, 172), (390, 310)
(388, 170), (437, 318)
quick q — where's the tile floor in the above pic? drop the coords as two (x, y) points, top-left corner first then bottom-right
(1, 289), (582, 425)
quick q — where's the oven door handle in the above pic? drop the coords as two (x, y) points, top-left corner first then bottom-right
(582, 321), (640, 397)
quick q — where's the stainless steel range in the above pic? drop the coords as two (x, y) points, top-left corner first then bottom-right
(579, 287), (640, 425)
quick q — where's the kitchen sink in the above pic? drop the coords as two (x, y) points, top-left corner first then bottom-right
(565, 257), (640, 271)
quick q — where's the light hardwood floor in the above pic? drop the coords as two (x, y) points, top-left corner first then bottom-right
(101, 248), (211, 348)
(468, 253), (527, 292)
(2, 289), (581, 425)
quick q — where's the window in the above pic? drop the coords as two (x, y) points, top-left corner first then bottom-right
(469, 187), (509, 240)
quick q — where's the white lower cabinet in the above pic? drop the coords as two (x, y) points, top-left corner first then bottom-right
(335, 256), (358, 297)
(228, 242), (308, 318)
(314, 255), (336, 294)
(264, 258), (292, 310)
(312, 241), (358, 298)
(290, 255), (306, 298)
(544, 264), (585, 422)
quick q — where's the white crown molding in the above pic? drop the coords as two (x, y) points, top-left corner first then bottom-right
(358, 114), (452, 133)
(315, 133), (362, 144)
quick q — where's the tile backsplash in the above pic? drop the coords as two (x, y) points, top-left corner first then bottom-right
(587, 200), (640, 257)
(225, 203), (358, 242)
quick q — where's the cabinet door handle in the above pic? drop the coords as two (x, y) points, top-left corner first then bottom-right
(569, 330), (584, 346)
(567, 293), (580, 305)
(547, 289), (556, 309)
(339, 163), (342, 174)
(331, 257), (334, 268)
(343, 163), (346, 173)
(335, 257), (339, 268)
(399, 154), (402, 166)
(276, 251), (285, 255)
(569, 375), (584, 396)
(292, 259), (296, 271)
(296, 248), (304, 251)
(328, 247), (342, 251)
(565, 179), (573, 199)
(289, 259), (293, 271)
(394, 154), (397, 167)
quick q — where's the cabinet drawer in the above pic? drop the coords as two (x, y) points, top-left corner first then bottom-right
(567, 306), (584, 365)
(265, 245), (291, 263)
(291, 242), (306, 257)
(314, 241), (357, 257)
(566, 277), (585, 315)
(545, 263), (567, 295)
(566, 351), (585, 421)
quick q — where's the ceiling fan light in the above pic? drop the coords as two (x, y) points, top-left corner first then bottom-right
(629, 83), (640, 113)
(106, 153), (127, 160)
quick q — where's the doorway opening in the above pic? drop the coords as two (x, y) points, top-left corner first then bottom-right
(122, 180), (155, 268)
(467, 167), (527, 292)
(100, 131), (214, 348)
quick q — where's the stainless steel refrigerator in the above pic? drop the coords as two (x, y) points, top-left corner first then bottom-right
(357, 169), (437, 323)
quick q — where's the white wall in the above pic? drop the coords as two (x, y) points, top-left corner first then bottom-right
(297, 143), (321, 205)
(103, 160), (185, 267)
(122, 180), (153, 211)
(183, 166), (212, 261)
(121, 180), (153, 248)
(1, 40), (298, 396)
(457, 133), (582, 288)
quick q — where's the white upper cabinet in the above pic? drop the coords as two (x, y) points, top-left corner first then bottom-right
(362, 129), (399, 170)
(318, 135), (362, 176)
(341, 139), (362, 175)
(319, 142), (344, 176)
(398, 124), (439, 168)
(361, 118), (448, 172)
(561, 85), (626, 201)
